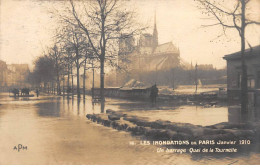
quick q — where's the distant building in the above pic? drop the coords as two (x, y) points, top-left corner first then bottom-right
(0, 60), (8, 87)
(223, 45), (260, 105)
(7, 64), (30, 87)
(0, 61), (30, 89)
(118, 13), (180, 72)
(197, 64), (214, 70)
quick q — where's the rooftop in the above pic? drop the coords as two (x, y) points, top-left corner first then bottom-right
(223, 45), (260, 60)
(142, 33), (153, 37)
(154, 42), (179, 55)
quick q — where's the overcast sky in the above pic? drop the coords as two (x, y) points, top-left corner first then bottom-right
(1, 0), (260, 69)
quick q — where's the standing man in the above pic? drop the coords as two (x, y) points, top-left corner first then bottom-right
(154, 84), (158, 104)
(150, 85), (155, 103)
(36, 88), (39, 97)
(150, 84), (159, 104)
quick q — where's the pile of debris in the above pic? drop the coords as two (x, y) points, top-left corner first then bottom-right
(122, 79), (146, 88)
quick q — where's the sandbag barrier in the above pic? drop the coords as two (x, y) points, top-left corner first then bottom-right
(86, 109), (260, 151)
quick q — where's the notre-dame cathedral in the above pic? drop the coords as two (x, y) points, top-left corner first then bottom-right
(118, 13), (180, 73)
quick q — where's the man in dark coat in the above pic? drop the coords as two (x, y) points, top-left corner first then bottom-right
(36, 89), (39, 97)
(150, 84), (158, 104)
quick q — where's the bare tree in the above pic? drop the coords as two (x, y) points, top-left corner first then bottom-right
(49, 44), (65, 95)
(67, 0), (143, 101)
(64, 48), (73, 97)
(32, 54), (56, 92)
(55, 25), (90, 99)
(54, 27), (74, 97)
(82, 48), (96, 99)
(196, 0), (260, 121)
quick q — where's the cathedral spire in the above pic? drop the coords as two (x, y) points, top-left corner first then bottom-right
(154, 10), (157, 28)
(153, 10), (158, 47)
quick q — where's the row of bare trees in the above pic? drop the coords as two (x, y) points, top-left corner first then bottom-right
(29, 23), (100, 99)
(29, 0), (143, 100)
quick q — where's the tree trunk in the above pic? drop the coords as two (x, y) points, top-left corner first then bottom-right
(76, 59), (80, 99)
(100, 57), (105, 101)
(100, 11), (106, 102)
(240, 0), (248, 122)
(67, 64), (70, 98)
(57, 75), (61, 95)
(52, 82), (54, 94)
(83, 59), (86, 99)
(63, 77), (65, 96)
(92, 61), (95, 99)
(53, 83), (56, 95)
(101, 100), (105, 113)
(71, 66), (74, 96)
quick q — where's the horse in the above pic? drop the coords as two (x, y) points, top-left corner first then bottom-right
(10, 88), (19, 97)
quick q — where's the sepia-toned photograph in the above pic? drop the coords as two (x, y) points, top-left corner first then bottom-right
(0, 0), (260, 165)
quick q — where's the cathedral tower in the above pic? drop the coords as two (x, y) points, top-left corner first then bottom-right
(152, 11), (158, 48)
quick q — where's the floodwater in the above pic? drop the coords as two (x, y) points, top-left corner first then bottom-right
(0, 93), (260, 165)
(120, 105), (228, 126)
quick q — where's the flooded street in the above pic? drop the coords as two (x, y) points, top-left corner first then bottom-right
(1, 0), (260, 165)
(0, 93), (260, 165)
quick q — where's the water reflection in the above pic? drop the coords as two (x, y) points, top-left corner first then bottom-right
(101, 100), (105, 113)
(10, 92), (260, 126)
(77, 99), (80, 115)
(36, 99), (61, 117)
(228, 105), (260, 123)
(32, 95), (116, 118)
(92, 101), (95, 111)
(32, 95), (231, 126)
(228, 106), (242, 123)
(83, 98), (86, 112)
(7, 93), (258, 125)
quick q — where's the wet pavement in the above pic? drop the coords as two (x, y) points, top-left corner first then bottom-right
(0, 93), (260, 164)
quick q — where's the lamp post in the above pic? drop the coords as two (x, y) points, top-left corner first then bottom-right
(195, 63), (198, 94)
(83, 59), (87, 100)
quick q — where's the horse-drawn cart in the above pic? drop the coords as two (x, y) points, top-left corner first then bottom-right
(9, 88), (34, 97)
